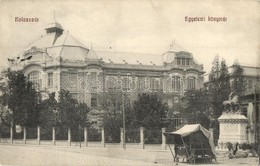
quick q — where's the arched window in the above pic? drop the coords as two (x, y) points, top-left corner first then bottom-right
(28, 71), (42, 90)
(188, 77), (196, 90)
(172, 76), (181, 92)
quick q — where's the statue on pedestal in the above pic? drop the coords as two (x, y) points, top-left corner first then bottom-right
(222, 91), (241, 114)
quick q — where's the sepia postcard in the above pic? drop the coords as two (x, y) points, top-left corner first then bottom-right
(0, 0), (259, 165)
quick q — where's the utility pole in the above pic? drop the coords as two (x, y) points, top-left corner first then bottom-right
(253, 84), (260, 165)
(255, 84), (260, 165)
(122, 93), (126, 150)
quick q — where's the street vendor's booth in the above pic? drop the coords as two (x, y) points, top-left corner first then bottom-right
(164, 124), (216, 164)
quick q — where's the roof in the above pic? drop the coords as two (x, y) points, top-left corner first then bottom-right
(167, 124), (210, 137)
(23, 30), (89, 62)
(241, 66), (260, 77)
(96, 51), (163, 66)
(18, 23), (205, 69)
(168, 42), (186, 52)
(25, 32), (87, 50)
(162, 43), (195, 64)
(45, 22), (64, 31)
(87, 46), (99, 60)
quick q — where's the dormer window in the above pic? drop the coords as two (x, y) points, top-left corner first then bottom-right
(186, 59), (190, 65)
(177, 58), (190, 66)
(177, 58), (181, 65)
(182, 59), (185, 65)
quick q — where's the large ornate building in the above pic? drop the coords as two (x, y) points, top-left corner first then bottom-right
(10, 22), (205, 126)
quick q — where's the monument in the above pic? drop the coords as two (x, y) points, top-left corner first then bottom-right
(218, 92), (248, 145)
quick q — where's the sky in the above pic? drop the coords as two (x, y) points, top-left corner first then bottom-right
(0, 0), (259, 75)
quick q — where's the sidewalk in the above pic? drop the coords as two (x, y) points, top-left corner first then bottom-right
(0, 144), (259, 165)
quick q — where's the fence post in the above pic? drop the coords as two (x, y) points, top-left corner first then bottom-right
(140, 127), (145, 149)
(52, 127), (56, 146)
(101, 127), (105, 148)
(10, 126), (13, 144)
(23, 127), (26, 144)
(68, 128), (71, 146)
(84, 127), (88, 147)
(161, 128), (166, 150)
(37, 126), (40, 145)
(120, 128), (124, 148)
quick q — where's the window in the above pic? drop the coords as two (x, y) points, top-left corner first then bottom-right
(91, 93), (97, 107)
(106, 77), (114, 90)
(90, 72), (97, 91)
(48, 73), (53, 87)
(90, 72), (97, 82)
(177, 58), (181, 65)
(28, 71), (41, 90)
(188, 77), (196, 90)
(151, 78), (159, 91)
(248, 80), (253, 90)
(172, 76), (181, 92)
(177, 58), (190, 66)
(69, 73), (77, 87)
(122, 77), (128, 90)
(186, 58), (190, 65)
(182, 58), (186, 65)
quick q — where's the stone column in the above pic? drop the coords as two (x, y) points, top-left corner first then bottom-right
(10, 126), (13, 144)
(52, 127), (56, 146)
(37, 126), (40, 145)
(161, 128), (166, 150)
(140, 127), (145, 149)
(68, 128), (71, 146)
(23, 127), (26, 144)
(101, 127), (105, 148)
(84, 127), (88, 147)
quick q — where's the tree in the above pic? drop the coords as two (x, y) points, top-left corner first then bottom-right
(131, 93), (168, 129)
(0, 69), (41, 129)
(57, 90), (90, 128)
(38, 92), (58, 127)
(208, 56), (231, 144)
(52, 90), (91, 140)
(98, 92), (123, 118)
(181, 89), (211, 129)
(98, 92), (132, 143)
(208, 57), (231, 118)
(231, 61), (245, 96)
(131, 93), (169, 143)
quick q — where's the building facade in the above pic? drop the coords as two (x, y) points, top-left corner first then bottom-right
(235, 66), (260, 144)
(10, 22), (205, 126)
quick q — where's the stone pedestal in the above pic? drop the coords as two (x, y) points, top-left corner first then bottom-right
(218, 113), (248, 144)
